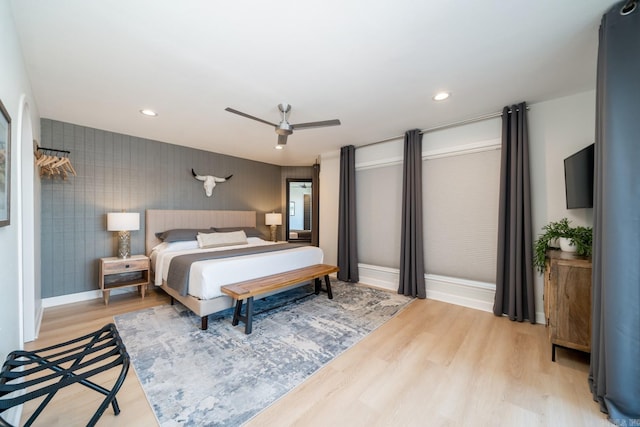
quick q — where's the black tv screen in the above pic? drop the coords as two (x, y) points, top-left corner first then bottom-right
(564, 143), (594, 209)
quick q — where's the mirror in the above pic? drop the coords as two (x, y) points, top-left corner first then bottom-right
(286, 179), (313, 242)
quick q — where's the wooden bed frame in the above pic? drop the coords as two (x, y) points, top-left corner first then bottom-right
(145, 209), (258, 328)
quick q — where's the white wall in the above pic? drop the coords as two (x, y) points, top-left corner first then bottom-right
(529, 90), (596, 320)
(0, 0), (40, 361)
(319, 150), (340, 266)
(529, 91), (595, 229)
(0, 3), (40, 424)
(19, 99), (41, 342)
(319, 90), (596, 322)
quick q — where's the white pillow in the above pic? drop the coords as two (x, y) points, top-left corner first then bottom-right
(197, 231), (248, 249)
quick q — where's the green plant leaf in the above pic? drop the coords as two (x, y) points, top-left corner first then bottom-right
(532, 218), (592, 273)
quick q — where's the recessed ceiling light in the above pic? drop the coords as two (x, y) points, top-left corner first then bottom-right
(275, 145), (284, 150)
(433, 92), (450, 101)
(140, 109), (158, 117)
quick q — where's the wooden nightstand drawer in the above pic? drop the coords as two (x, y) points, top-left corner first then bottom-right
(102, 259), (149, 274)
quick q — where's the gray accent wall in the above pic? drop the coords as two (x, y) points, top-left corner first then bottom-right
(40, 119), (282, 298)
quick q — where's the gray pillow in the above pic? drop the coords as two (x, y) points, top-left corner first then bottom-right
(155, 228), (213, 242)
(212, 227), (266, 239)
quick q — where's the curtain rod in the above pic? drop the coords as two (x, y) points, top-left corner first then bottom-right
(357, 106), (527, 150)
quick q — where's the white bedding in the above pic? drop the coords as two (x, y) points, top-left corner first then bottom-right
(150, 237), (324, 299)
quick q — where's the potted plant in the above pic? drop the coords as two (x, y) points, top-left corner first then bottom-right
(533, 218), (593, 273)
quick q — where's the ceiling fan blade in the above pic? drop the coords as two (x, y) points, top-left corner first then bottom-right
(225, 107), (278, 127)
(278, 134), (288, 145)
(291, 119), (341, 130)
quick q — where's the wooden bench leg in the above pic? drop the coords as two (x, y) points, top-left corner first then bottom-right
(231, 298), (255, 334)
(324, 275), (333, 299)
(245, 297), (254, 334)
(314, 275), (333, 299)
(232, 299), (243, 326)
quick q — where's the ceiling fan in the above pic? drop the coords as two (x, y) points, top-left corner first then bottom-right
(225, 103), (341, 147)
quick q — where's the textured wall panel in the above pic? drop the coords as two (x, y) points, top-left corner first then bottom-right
(40, 119), (281, 298)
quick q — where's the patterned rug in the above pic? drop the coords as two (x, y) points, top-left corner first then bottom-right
(114, 281), (412, 426)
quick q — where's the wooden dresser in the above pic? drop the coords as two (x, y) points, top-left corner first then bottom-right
(544, 250), (592, 361)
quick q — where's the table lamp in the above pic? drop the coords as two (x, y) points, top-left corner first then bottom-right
(107, 212), (140, 258)
(265, 212), (282, 242)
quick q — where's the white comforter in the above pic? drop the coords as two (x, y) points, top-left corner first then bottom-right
(150, 237), (324, 299)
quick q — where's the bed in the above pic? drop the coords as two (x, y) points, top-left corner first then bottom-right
(146, 209), (324, 329)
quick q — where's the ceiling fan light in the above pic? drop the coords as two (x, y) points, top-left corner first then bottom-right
(275, 145), (284, 150)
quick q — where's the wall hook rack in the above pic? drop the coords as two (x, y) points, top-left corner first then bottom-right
(34, 145), (77, 179)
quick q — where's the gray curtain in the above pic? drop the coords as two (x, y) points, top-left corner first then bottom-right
(337, 145), (359, 282)
(398, 129), (426, 298)
(311, 162), (320, 247)
(493, 103), (535, 323)
(589, 1), (640, 422)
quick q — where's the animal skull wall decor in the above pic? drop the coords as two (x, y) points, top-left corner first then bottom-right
(191, 169), (233, 197)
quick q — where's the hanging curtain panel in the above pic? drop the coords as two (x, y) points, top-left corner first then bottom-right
(493, 102), (535, 323)
(398, 129), (426, 298)
(337, 145), (359, 282)
(589, 1), (640, 422)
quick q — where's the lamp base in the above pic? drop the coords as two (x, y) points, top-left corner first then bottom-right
(117, 230), (131, 258)
(269, 225), (277, 242)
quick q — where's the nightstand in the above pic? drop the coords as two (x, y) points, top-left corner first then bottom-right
(98, 255), (150, 305)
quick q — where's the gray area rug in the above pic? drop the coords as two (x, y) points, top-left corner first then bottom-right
(114, 281), (412, 426)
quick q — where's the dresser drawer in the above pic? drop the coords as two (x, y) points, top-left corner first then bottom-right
(102, 259), (149, 274)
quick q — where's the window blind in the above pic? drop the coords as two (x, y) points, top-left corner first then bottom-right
(356, 164), (403, 269)
(423, 149), (500, 283)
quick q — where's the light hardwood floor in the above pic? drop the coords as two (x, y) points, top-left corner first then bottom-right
(20, 287), (609, 427)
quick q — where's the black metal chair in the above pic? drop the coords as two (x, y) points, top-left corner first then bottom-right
(0, 323), (129, 427)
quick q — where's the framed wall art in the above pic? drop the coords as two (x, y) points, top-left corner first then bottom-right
(0, 99), (11, 227)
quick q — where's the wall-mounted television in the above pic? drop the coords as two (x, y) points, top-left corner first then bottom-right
(564, 143), (594, 209)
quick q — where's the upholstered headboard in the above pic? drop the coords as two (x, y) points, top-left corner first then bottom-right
(145, 209), (256, 255)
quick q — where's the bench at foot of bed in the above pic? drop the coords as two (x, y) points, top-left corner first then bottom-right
(220, 264), (339, 334)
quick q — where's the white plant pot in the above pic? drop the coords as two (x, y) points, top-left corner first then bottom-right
(559, 237), (577, 253)
(549, 238), (561, 249)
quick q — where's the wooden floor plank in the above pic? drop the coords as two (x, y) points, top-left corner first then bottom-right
(19, 286), (607, 426)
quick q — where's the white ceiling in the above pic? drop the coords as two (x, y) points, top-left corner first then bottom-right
(9, 0), (616, 166)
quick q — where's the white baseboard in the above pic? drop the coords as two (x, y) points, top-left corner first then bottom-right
(425, 274), (496, 313)
(357, 264), (399, 292)
(358, 263), (545, 324)
(42, 287), (137, 308)
(358, 263), (495, 312)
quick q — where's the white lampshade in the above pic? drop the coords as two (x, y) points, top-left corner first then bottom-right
(107, 212), (140, 231)
(265, 213), (282, 226)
